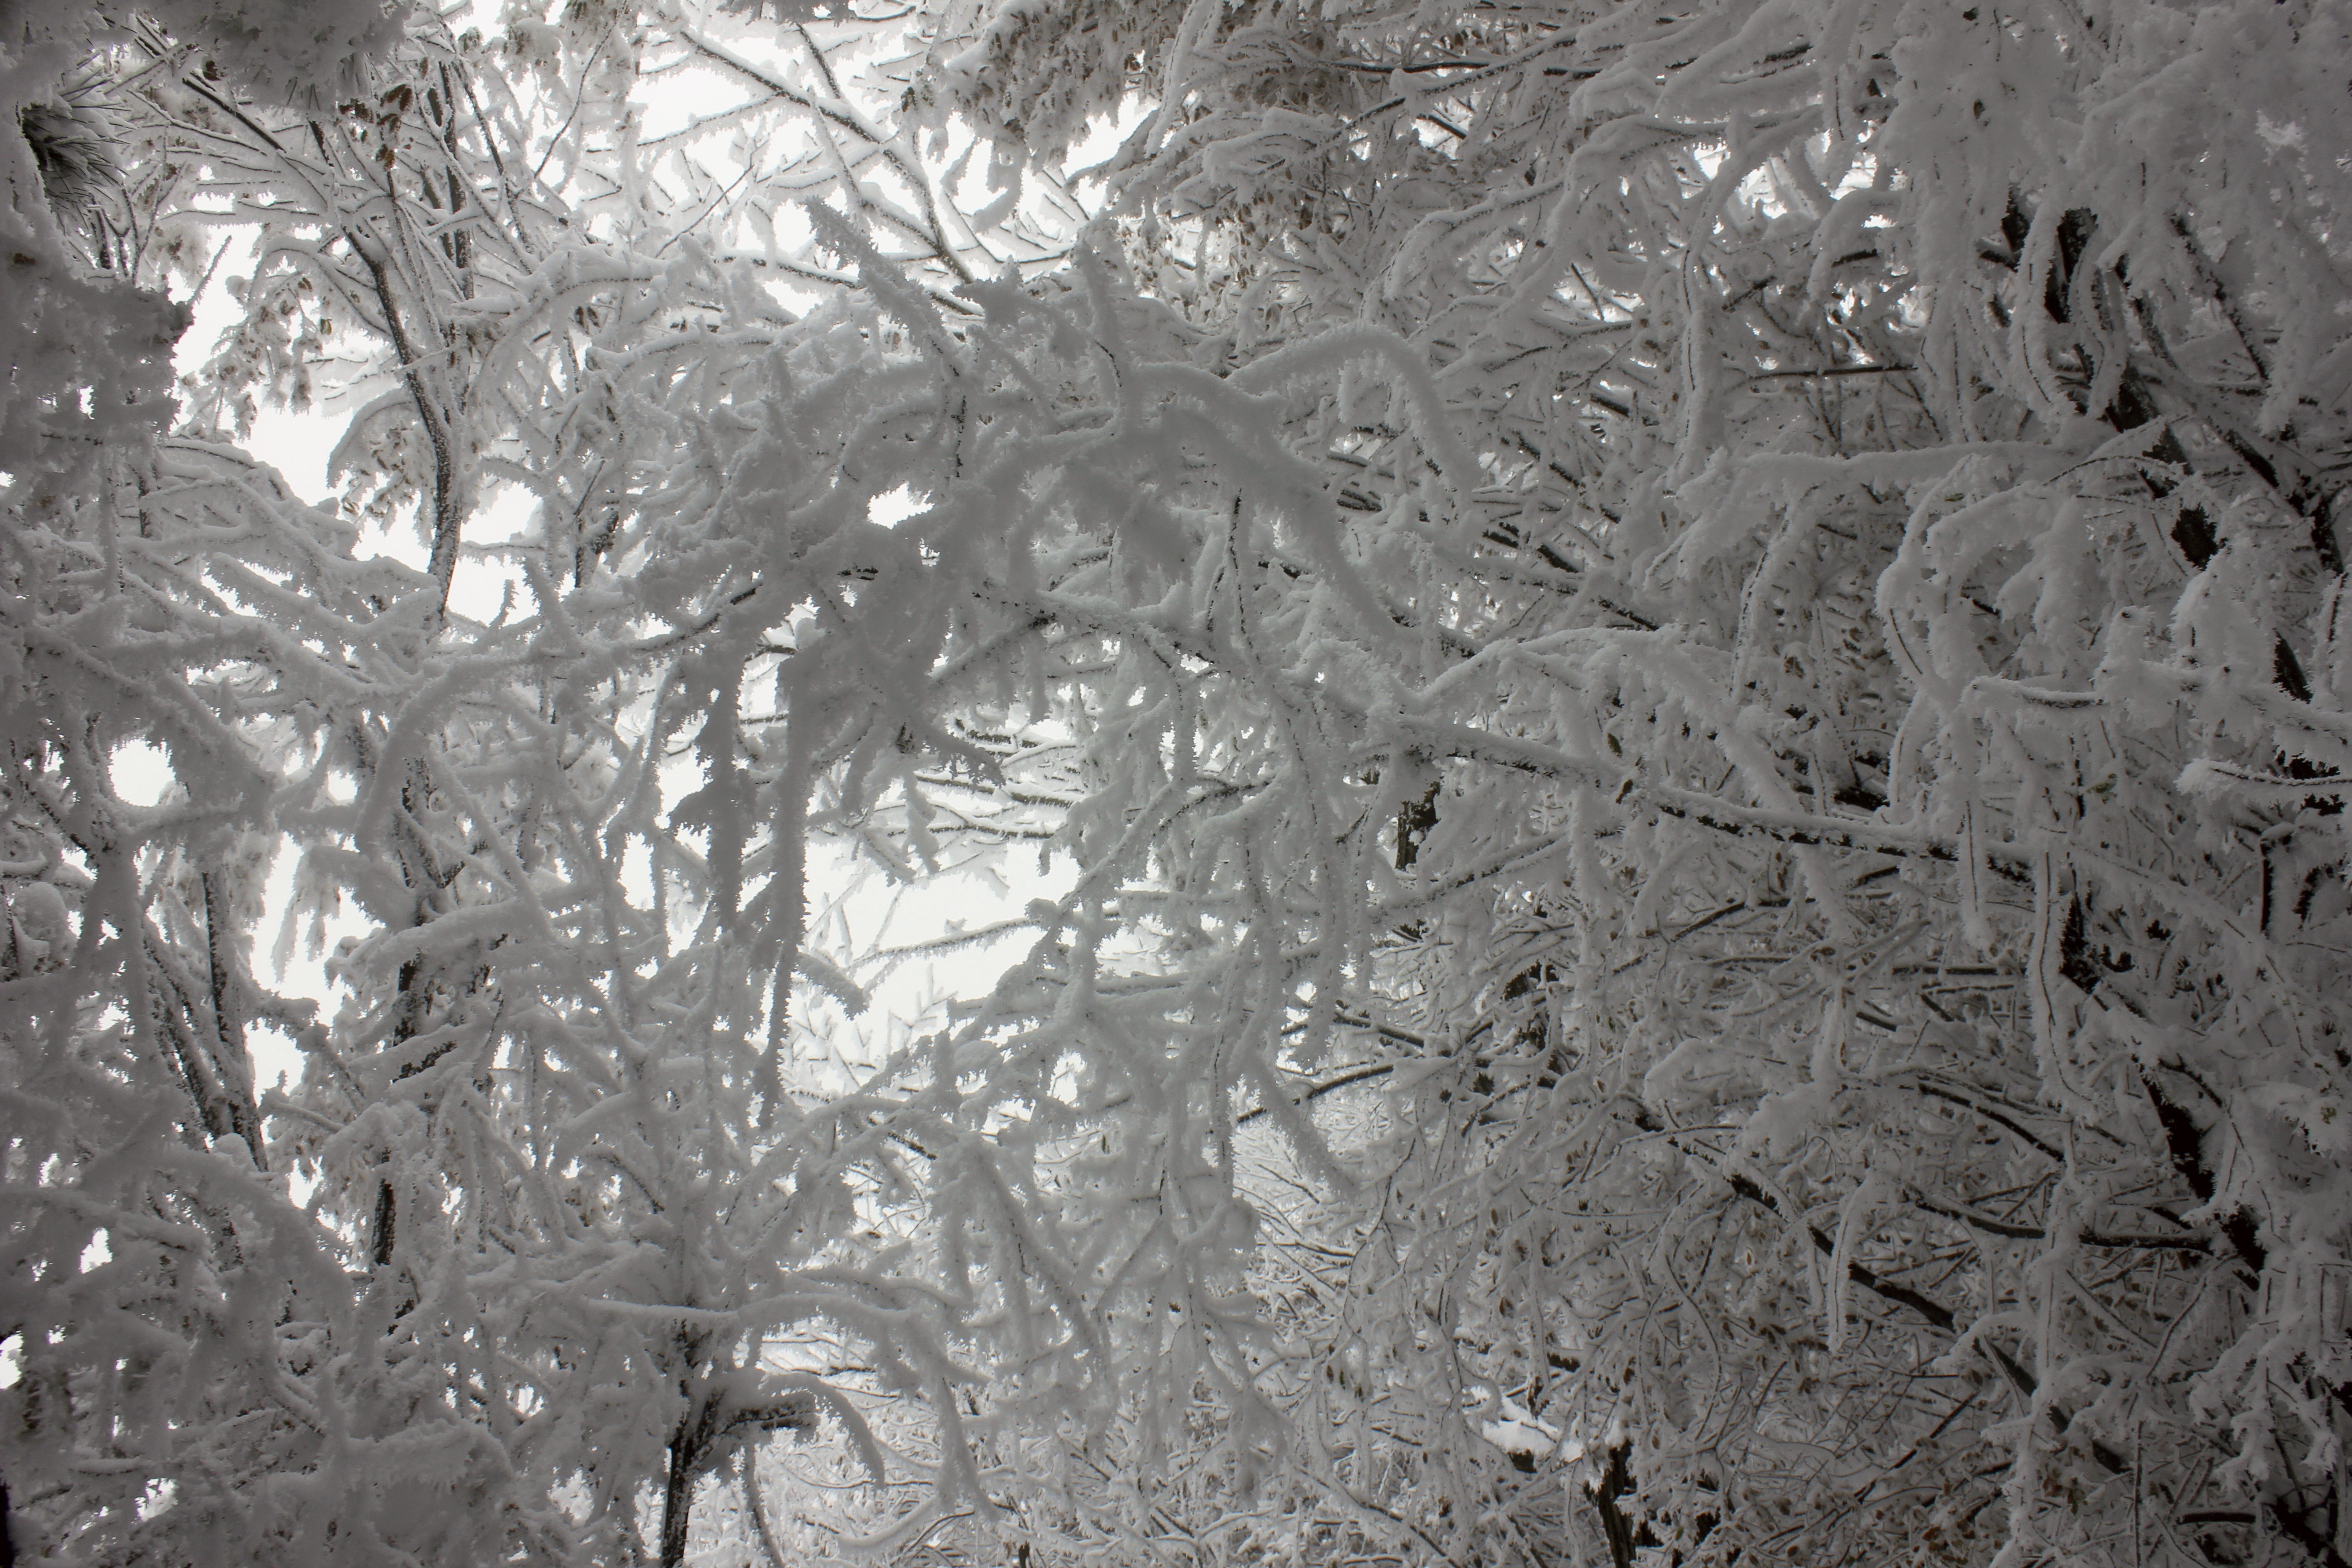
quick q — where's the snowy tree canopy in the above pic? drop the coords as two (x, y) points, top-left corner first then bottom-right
(3, 0), (2350, 1565)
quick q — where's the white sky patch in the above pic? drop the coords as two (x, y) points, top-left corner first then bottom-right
(449, 483), (541, 625)
(1067, 99), (1151, 183)
(868, 482), (922, 527)
(178, 246), (333, 503)
(111, 740), (173, 807)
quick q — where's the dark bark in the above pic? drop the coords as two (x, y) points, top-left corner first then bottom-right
(1589, 1442), (1668, 1568)
(660, 1382), (815, 1566)
(2143, 1073), (2267, 1284)
(659, 1407), (715, 1568)
(1395, 777), (1440, 869)
(199, 870), (266, 1166)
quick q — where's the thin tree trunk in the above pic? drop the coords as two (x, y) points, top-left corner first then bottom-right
(1592, 1442), (1642, 1568)
(659, 1393), (721, 1568)
(199, 870), (265, 1166)
(658, 1436), (696, 1568)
